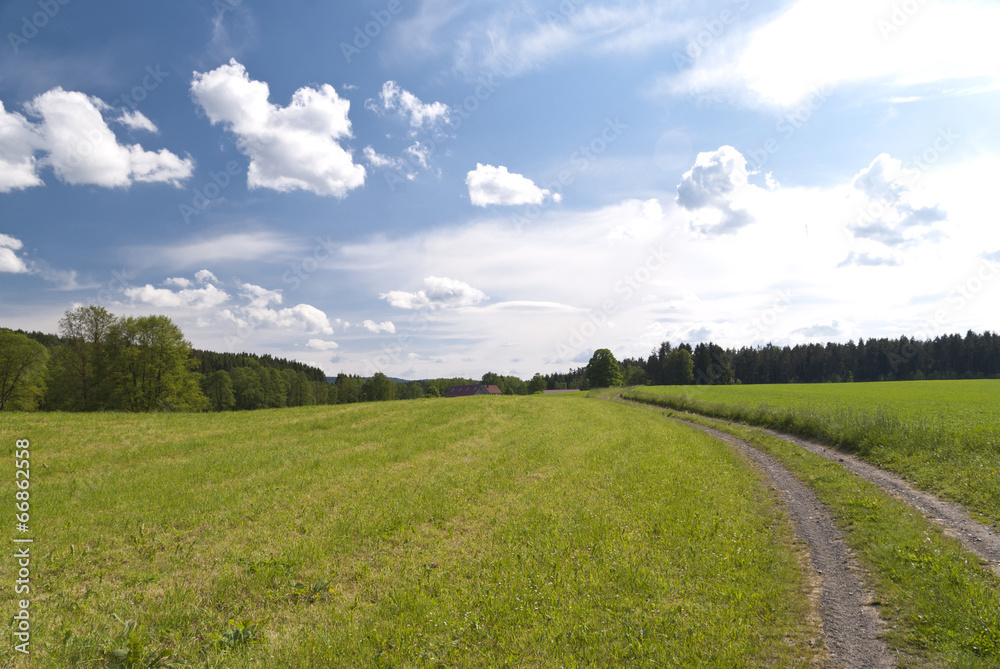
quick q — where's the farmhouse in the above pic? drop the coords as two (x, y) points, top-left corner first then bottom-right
(444, 384), (503, 397)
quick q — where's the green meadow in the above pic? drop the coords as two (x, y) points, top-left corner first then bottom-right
(1, 396), (819, 668)
(625, 381), (1000, 525)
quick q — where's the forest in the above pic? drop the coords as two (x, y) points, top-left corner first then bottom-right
(2, 304), (999, 412)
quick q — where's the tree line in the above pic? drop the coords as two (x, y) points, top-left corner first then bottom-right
(0, 306), (557, 412)
(638, 331), (1000, 386)
(3, 305), (998, 412)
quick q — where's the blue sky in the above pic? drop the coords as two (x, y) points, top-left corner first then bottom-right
(2, 0), (999, 380)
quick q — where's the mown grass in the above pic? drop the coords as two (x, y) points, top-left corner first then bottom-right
(625, 381), (1000, 526)
(2, 396), (820, 667)
(624, 402), (1000, 668)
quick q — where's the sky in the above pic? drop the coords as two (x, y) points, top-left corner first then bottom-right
(1, 0), (999, 380)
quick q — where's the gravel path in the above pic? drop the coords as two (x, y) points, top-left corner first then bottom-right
(759, 428), (1000, 577)
(672, 417), (896, 669)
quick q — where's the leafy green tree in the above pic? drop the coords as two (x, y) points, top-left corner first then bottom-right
(623, 363), (648, 387)
(47, 305), (119, 410)
(528, 373), (547, 394)
(664, 348), (695, 385)
(294, 370), (316, 406)
(424, 384), (440, 398)
(203, 370), (236, 411)
(481, 372), (501, 386)
(586, 348), (624, 389)
(335, 373), (358, 404)
(0, 330), (49, 410)
(112, 315), (209, 411)
(231, 368), (265, 410)
(261, 367), (289, 408)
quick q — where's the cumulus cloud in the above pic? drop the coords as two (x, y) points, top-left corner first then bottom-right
(843, 154), (948, 264)
(0, 102), (43, 192)
(0, 89), (192, 190)
(124, 282), (231, 310)
(362, 319), (396, 334)
(190, 59), (365, 198)
(381, 276), (489, 310)
(0, 233), (29, 273)
(234, 282), (334, 334)
(466, 163), (561, 207)
(676, 146), (756, 234)
(195, 269), (220, 284)
(368, 81), (450, 132)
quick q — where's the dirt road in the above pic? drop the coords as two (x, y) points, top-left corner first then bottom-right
(672, 417), (897, 668)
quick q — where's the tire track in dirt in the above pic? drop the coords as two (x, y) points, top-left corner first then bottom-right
(671, 417), (896, 669)
(758, 428), (1000, 578)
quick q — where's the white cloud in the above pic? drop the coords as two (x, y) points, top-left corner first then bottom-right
(665, 0), (1000, 108)
(381, 276), (489, 310)
(466, 163), (560, 207)
(363, 146), (407, 171)
(0, 101), (43, 192)
(163, 277), (192, 289)
(841, 153), (948, 265)
(195, 269), (220, 284)
(0, 88), (192, 189)
(415, 3), (689, 78)
(405, 142), (432, 170)
(117, 110), (158, 133)
(135, 231), (300, 269)
(124, 282), (231, 310)
(235, 282), (334, 334)
(190, 59), (365, 198)
(307, 339), (340, 351)
(676, 146), (756, 234)
(0, 233), (29, 273)
(369, 80), (451, 132)
(362, 319), (396, 334)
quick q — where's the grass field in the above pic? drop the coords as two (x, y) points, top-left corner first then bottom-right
(624, 381), (1000, 525)
(1, 396), (819, 667)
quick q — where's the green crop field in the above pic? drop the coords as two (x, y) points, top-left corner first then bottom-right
(625, 380), (1000, 525)
(1, 396), (819, 668)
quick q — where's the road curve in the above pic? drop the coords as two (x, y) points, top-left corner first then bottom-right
(672, 417), (896, 669)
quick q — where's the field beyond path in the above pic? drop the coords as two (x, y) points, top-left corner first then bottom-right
(3, 396), (821, 667)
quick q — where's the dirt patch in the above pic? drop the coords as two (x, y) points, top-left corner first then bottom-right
(673, 417), (896, 669)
